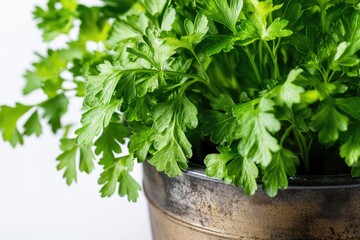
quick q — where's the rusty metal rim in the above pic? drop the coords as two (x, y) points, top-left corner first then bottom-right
(184, 163), (360, 189)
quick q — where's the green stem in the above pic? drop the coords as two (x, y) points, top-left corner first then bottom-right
(172, 79), (202, 95)
(244, 47), (262, 84)
(322, 67), (331, 83)
(280, 125), (294, 146)
(190, 49), (220, 96)
(190, 49), (210, 80)
(115, 68), (218, 96)
(115, 68), (204, 82)
(179, 80), (201, 95)
(263, 41), (280, 79)
(320, 7), (327, 31)
(259, 41), (264, 75)
(327, 70), (336, 83)
(293, 128), (310, 174)
(274, 39), (281, 55)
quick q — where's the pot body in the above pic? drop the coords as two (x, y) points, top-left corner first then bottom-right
(143, 163), (360, 240)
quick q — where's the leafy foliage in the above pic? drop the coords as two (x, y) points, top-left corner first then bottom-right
(340, 123), (360, 166)
(24, 111), (43, 137)
(149, 93), (198, 177)
(0, 104), (32, 146)
(40, 94), (69, 133)
(200, 0), (243, 34)
(233, 98), (281, 166)
(227, 155), (259, 196)
(275, 69), (305, 108)
(310, 100), (349, 145)
(204, 146), (235, 182)
(263, 148), (299, 197)
(98, 155), (141, 202)
(75, 100), (120, 146)
(33, 0), (78, 41)
(56, 138), (95, 185)
(1, 0), (360, 201)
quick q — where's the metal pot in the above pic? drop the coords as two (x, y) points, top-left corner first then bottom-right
(143, 162), (360, 240)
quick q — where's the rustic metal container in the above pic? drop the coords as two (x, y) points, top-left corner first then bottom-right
(143, 162), (360, 240)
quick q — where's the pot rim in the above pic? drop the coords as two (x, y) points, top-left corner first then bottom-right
(185, 163), (360, 189)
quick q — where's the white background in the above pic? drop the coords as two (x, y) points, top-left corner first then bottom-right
(0, 1), (151, 239)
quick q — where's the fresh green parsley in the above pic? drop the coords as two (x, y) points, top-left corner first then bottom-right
(1, 0), (360, 200)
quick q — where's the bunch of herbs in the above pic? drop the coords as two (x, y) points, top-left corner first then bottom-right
(1, 0), (360, 200)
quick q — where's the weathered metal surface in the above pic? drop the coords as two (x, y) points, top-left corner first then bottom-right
(143, 162), (360, 240)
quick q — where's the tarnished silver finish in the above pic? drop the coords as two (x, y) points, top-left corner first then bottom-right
(143, 162), (360, 240)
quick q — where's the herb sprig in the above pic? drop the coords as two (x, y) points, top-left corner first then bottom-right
(1, 0), (360, 200)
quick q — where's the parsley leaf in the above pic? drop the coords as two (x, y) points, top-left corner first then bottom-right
(201, 0), (243, 34)
(340, 123), (360, 166)
(263, 18), (293, 41)
(129, 125), (155, 162)
(263, 148), (299, 197)
(227, 155), (259, 196)
(56, 139), (77, 185)
(76, 100), (120, 146)
(236, 20), (261, 45)
(56, 138), (95, 185)
(93, 119), (142, 201)
(161, 7), (176, 31)
(40, 94), (69, 133)
(78, 6), (111, 42)
(153, 94), (198, 132)
(139, 0), (167, 15)
(204, 146), (236, 182)
(23, 70), (42, 95)
(149, 125), (190, 177)
(23, 111), (43, 137)
(335, 97), (360, 120)
(127, 29), (176, 70)
(167, 13), (209, 50)
(310, 100), (349, 145)
(98, 155), (141, 202)
(85, 61), (122, 106)
(33, 0), (78, 41)
(0, 104), (32, 146)
(199, 95), (237, 144)
(247, 0), (290, 40)
(275, 69), (305, 108)
(124, 96), (153, 122)
(200, 110), (237, 145)
(107, 14), (149, 51)
(233, 98), (281, 166)
(149, 94), (198, 177)
(24, 50), (68, 97)
(94, 119), (129, 166)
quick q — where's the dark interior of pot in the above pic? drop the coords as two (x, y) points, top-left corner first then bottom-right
(186, 162), (360, 189)
(191, 138), (351, 176)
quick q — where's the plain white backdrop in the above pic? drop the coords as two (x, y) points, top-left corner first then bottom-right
(0, 1), (151, 239)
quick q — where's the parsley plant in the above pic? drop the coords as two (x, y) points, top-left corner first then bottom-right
(1, 0), (360, 200)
